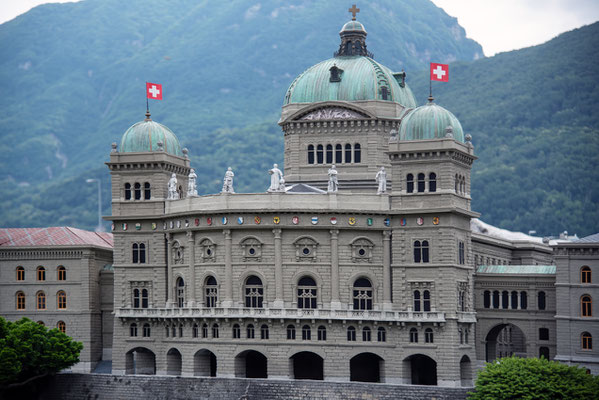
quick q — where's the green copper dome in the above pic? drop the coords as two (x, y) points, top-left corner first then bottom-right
(284, 56), (417, 107)
(399, 100), (465, 142)
(120, 112), (183, 156)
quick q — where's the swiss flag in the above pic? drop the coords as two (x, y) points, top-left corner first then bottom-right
(146, 82), (163, 100)
(430, 63), (449, 82)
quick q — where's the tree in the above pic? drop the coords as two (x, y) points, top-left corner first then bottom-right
(0, 317), (83, 387)
(469, 356), (599, 400)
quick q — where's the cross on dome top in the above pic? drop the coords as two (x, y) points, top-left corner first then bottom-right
(348, 4), (360, 20)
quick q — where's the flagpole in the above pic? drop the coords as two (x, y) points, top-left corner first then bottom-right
(146, 81), (149, 114)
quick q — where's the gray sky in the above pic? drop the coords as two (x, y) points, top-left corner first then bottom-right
(1, 0), (599, 56)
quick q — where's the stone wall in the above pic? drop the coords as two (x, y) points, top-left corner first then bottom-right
(39, 373), (473, 400)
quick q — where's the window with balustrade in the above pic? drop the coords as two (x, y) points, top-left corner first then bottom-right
(297, 276), (317, 309)
(353, 278), (373, 310)
(244, 275), (264, 308)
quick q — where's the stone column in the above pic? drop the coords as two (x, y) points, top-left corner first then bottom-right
(382, 230), (392, 309)
(222, 229), (233, 307)
(273, 228), (284, 308)
(330, 229), (341, 309)
(187, 230), (196, 307)
(166, 233), (174, 307)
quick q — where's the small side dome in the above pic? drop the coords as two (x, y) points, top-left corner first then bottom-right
(399, 99), (465, 142)
(120, 111), (183, 156)
(340, 20), (367, 34)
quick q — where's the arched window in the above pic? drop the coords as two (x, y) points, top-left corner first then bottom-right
(57, 321), (66, 334)
(244, 275), (264, 308)
(212, 323), (220, 338)
(538, 291), (546, 310)
(302, 325), (311, 340)
(520, 291), (528, 309)
(316, 145), (324, 164)
(297, 276), (317, 309)
(458, 242), (465, 264)
(582, 332), (592, 350)
(406, 174), (414, 193)
(37, 321), (45, 326)
(141, 289), (148, 308)
(483, 291), (490, 308)
(57, 266), (66, 281)
(423, 290), (431, 311)
(144, 182), (151, 200)
(362, 326), (371, 341)
(347, 326), (356, 341)
(377, 327), (386, 342)
(511, 291), (518, 309)
(205, 276), (218, 307)
(16, 291), (25, 310)
(581, 266), (591, 283)
(287, 324), (296, 340)
(502, 291), (509, 309)
(429, 173), (437, 192)
(179, 324), (183, 337)
(202, 323), (208, 338)
(37, 266), (46, 281)
(143, 323), (151, 337)
(57, 291), (67, 309)
(307, 145), (315, 164)
(176, 277), (185, 308)
(335, 144), (342, 163)
(414, 241), (421, 263)
(134, 182), (141, 200)
(132, 243), (146, 264)
(130, 323), (138, 337)
(414, 290), (421, 311)
(165, 326), (169, 337)
(381, 86), (389, 100)
(37, 291), (46, 310)
(425, 328), (434, 343)
(409, 328), (418, 343)
(422, 240), (429, 262)
(345, 143), (352, 163)
(133, 288), (140, 308)
(492, 291), (500, 308)
(232, 324), (241, 339)
(354, 143), (361, 163)
(260, 324), (269, 339)
(352, 278), (373, 310)
(172, 325), (177, 337)
(581, 295), (592, 317)
(326, 144), (333, 164)
(16, 266), (25, 281)
(539, 347), (549, 359)
(124, 183), (131, 200)
(459, 290), (466, 311)
(192, 323), (199, 338)
(417, 173), (425, 192)
(318, 325), (326, 341)
(247, 324), (255, 339)
(455, 174), (459, 193)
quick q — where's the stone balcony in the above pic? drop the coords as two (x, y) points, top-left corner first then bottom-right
(116, 306), (447, 324)
(456, 312), (477, 323)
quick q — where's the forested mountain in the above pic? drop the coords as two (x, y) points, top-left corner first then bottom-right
(0, 0), (597, 237)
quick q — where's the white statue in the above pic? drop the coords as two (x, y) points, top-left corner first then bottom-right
(167, 173), (179, 200)
(327, 165), (338, 193)
(376, 167), (387, 194)
(268, 163), (284, 192)
(187, 169), (198, 197)
(222, 167), (235, 193)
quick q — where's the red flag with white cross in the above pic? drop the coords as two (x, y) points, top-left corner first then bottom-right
(430, 63), (449, 82)
(146, 82), (163, 100)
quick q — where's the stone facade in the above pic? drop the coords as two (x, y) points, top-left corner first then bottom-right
(0, 227), (114, 372)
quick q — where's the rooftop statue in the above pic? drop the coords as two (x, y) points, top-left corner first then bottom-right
(268, 164), (285, 192)
(328, 165), (338, 193)
(376, 167), (387, 194)
(187, 169), (198, 197)
(167, 173), (179, 200)
(222, 167), (235, 193)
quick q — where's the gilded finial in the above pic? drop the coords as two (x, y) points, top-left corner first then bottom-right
(348, 4), (360, 21)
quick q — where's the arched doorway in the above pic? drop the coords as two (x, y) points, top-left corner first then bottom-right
(460, 355), (473, 386)
(194, 349), (217, 377)
(125, 347), (156, 375)
(235, 350), (267, 378)
(291, 351), (323, 380)
(350, 353), (383, 382)
(485, 323), (526, 362)
(404, 354), (437, 385)
(167, 348), (182, 375)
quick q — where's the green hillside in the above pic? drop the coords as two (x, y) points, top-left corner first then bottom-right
(409, 22), (599, 237)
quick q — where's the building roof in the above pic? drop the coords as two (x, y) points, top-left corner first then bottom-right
(120, 112), (183, 157)
(0, 227), (113, 249)
(399, 100), (465, 143)
(575, 233), (599, 243)
(476, 265), (556, 275)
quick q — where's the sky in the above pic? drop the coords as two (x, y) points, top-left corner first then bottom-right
(1, 0), (599, 56)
